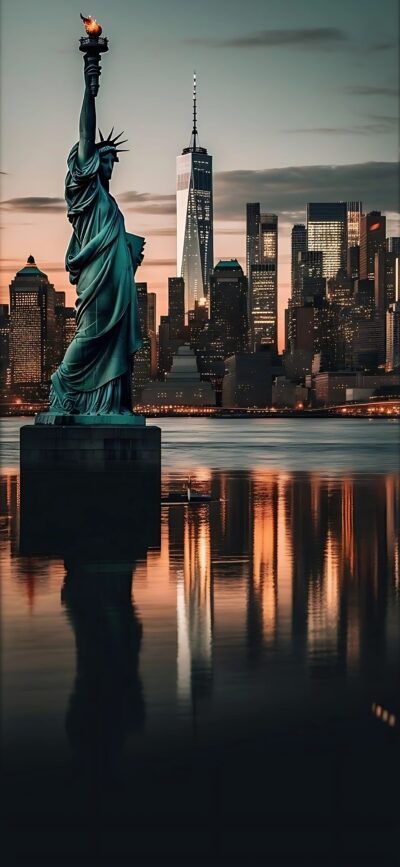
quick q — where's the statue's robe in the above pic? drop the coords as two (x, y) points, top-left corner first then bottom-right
(50, 144), (143, 414)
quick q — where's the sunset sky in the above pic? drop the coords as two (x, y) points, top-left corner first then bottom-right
(1, 0), (399, 349)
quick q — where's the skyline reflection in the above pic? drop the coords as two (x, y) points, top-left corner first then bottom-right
(2, 456), (400, 864)
(1, 467), (399, 686)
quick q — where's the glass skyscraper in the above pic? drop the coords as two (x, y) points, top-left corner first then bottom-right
(250, 263), (277, 350)
(176, 74), (213, 317)
(291, 224), (307, 305)
(346, 201), (362, 248)
(307, 202), (347, 280)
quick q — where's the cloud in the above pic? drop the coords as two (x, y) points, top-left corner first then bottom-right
(118, 190), (175, 215)
(342, 85), (399, 97)
(0, 197), (64, 213)
(284, 116), (397, 135)
(187, 27), (349, 50)
(369, 41), (395, 51)
(213, 161), (399, 221)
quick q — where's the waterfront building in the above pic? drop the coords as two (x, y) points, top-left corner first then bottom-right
(386, 303), (400, 371)
(359, 211), (386, 280)
(0, 304), (10, 390)
(222, 348), (273, 408)
(9, 255), (56, 399)
(307, 202), (347, 279)
(315, 370), (400, 405)
(210, 260), (248, 358)
(141, 344), (214, 407)
(291, 224), (307, 305)
(168, 277), (185, 340)
(176, 74), (213, 314)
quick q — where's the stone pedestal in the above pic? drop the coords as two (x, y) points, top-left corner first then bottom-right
(20, 418), (161, 557)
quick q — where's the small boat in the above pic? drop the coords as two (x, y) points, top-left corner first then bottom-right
(163, 476), (212, 504)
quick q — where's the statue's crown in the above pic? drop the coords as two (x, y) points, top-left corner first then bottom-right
(96, 128), (128, 154)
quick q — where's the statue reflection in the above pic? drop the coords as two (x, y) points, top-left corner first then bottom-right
(19, 469), (161, 781)
(62, 558), (144, 781)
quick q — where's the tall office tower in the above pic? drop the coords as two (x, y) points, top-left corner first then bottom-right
(9, 255), (56, 399)
(158, 315), (172, 379)
(297, 251), (325, 303)
(347, 245), (360, 280)
(386, 302), (400, 370)
(259, 213), (278, 323)
(374, 250), (397, 314)
(132, 281), (151, 403)
(250, 263), (277, 350)
(168, 277), (185, 340)
(327, 269), (353, 307)
(209, 259), (248, 358)
(147, 292), (157, 334)
(246, 203), (261, 277)
(347, 201), (362, 248)
(54, 292), (76, 365)
(135, 282), (148, 336)
(0, 304), (10, 390)
(359, 211), (386, 280)
(386, 237), (400, 256)
(307, 202), (347, 279)
(176, 74), (213, 315)
(291, 224), (307, 304)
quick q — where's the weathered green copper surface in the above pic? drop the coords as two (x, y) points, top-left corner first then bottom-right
(48, 37), (144, 417)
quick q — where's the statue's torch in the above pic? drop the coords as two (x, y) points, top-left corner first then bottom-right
(79, 14), (109, 97)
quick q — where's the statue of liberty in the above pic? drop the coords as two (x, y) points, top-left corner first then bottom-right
(50, 42), (144, 415)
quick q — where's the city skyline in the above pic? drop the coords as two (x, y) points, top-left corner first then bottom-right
(1, 0), (399, 350)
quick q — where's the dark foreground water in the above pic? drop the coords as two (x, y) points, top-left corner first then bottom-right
(1, 418), (400, 866)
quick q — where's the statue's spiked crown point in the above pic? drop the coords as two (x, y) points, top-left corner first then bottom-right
(96, 128), (129, 154)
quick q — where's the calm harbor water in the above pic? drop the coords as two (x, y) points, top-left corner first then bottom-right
(1, 417), (400, 865)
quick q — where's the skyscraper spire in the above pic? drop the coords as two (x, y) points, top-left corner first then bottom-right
(192, 71), (198, 150)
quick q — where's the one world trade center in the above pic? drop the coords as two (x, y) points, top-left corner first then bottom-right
(176, 74), (214, 318)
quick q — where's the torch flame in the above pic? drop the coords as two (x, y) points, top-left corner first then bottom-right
(80, 13), (102, 36)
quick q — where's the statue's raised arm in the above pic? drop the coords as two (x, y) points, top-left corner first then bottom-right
(77, 56), (97, 167)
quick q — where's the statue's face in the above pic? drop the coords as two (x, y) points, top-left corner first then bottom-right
(99, 150), (118, 181)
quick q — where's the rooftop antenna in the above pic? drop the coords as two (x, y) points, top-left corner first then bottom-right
(192, 71), (198, 149)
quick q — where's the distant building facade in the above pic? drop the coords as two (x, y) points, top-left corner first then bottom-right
(307, 202), (347, 279)
(359, 211), (386, 280)
(222, 349), (273, 408)
(210, 259), (248, 358)
(9, 256), (56, 399)
(291, 223), (307, 305)
(141, 344), (214, 407)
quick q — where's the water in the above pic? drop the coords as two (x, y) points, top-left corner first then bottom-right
(2, 418), (400, 865)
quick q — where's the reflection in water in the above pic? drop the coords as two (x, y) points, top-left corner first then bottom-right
(1, 467), (398, 691)
(2, 460), (400, 862)
(62, 559), (144, 780)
